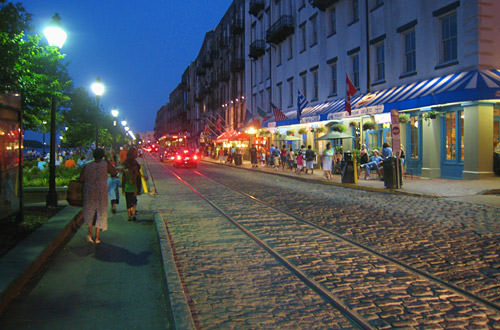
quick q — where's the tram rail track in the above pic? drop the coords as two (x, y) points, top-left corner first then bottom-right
(160, 163), (500, 328)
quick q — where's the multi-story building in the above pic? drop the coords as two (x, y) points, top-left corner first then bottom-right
(246, 0), (500, 179)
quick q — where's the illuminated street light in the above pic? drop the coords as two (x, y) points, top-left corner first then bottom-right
(43, 14), (66, 208)
(121, 120), (127, 126)
(91, 77), (104, 148)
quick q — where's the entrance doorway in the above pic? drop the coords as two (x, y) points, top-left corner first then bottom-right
(441, 109), (464, 179)
(405, 114), (422, 175)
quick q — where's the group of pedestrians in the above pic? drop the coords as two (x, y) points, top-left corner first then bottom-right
(80, 145), (145, 244)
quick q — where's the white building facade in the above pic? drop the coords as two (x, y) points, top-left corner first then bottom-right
(245, 0), (500, 179)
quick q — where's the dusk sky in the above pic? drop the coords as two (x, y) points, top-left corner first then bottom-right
(21, 0), (231, 137)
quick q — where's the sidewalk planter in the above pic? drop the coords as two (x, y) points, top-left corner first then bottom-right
(23, 187), (67, 204)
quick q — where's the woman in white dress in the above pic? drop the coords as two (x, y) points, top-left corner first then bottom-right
(80, 148), (116, 244)
(322, 142), (334, 180)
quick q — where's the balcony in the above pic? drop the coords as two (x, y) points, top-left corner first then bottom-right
(249, 40), (266, 59)
(249, 0), (265, 16)
(230, 58), (245, 72)
(266, 15), (294, 44)
(309, 0), (339, 11)
(231, 19), (244, 35)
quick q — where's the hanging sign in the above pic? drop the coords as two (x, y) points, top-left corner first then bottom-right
(391, 110), (401, 156)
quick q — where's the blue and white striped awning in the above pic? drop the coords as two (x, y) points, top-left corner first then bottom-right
(298, 69), (500, 123)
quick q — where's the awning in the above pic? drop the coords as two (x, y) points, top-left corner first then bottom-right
(294, 69), (500, 123)
(316, 130), (353, 140)
(274, 134), (301, 141)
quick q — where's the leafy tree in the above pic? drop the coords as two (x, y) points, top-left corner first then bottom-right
(0, 2), (72, 131)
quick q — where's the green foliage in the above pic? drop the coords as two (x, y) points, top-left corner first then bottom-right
(330, 123), (346, 132)
(362, 121), (376, 130)
(0, 3), (72, 131)
(23, 162), (81, 187)
(399, 113), (410, 123)
(298, 128), (307, 134)
(286, 129), (295, 136)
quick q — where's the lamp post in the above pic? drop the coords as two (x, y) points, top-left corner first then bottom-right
(43, 15), (67, 208)
(111, 107), (119, 151)
(91, 77), (105, 148)
(42, 120), (47, 155)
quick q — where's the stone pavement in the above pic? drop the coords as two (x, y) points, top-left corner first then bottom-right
(0, 193), (171, 329)
(202, 157), (500, 207)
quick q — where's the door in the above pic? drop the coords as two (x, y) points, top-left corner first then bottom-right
(405, 114), (422, 175)
(441, 109), (464, 179)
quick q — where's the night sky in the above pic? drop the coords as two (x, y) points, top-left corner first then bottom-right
(21, 0), (231, 138)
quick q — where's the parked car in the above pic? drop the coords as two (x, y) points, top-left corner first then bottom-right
(173, 149), (199, 168)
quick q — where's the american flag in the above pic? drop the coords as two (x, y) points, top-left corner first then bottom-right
(271, 103), (289, 121)
(345, 73), (358, 116)
(297, 90), (309, 120)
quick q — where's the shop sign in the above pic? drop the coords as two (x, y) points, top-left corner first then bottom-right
(391, 109), (401, 156)
(300, 116), (320, 123)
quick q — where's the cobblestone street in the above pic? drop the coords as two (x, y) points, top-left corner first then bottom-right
(149, 158), (500, 329)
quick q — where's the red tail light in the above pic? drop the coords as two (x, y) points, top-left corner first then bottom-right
(193, 155), (198, 160)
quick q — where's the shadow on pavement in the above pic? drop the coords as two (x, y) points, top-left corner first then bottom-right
(93, 242), (152, 266)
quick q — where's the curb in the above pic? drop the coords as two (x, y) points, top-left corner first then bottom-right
(0, 206), (82, 316)
(154, 212), (196, 330)
(201, 159), (440, 199)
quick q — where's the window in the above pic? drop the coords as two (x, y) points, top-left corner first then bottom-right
(259, 90), (264, 108)
(351, 0), (359, 23)
(276, 43), (282, 66)
(444, 110), (464, 161)
(300, 72), (307, 99)
(300, 23), (306, 52)
(259, 57), (264, 83)
(330, 62), (337, 95)
(277, 82), (283, 109)
(252, 94), (257, 114)
(441, 12), (457, 63)
(312, 69), (319, 100)
(287, 78), (294, 107)
(288, 37), (293, 60)
(404, 30), (416, 73)
(351, 54), (360, 88)
(375, 43), (385, 81)
(310, 15), (318, 46)
(410, 116), (419, 159)
(329, 8), (336, 36)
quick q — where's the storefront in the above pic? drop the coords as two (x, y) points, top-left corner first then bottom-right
(263, 69), (500, 179)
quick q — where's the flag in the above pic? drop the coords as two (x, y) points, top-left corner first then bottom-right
(345, 73), (358, 115)
(245, 108), (253, 125)
(297, 90), (309, 120)
(216, 117), (222, 131)
(256, 105), (272, 123)
(271, 103), (289, 122)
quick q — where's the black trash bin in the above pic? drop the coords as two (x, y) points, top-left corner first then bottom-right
(341, 152), (355, 183)
(383, 157), (403, 189)
(494, 153), (500, 176)
(234, 154), (242, 165)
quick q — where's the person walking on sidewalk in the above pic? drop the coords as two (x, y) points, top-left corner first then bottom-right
(322, 143), (334, 180)
(250, 144), (258, 168)
(107, 152), (120, 214)
(80, 148), (116, 244)
(122, 148), (141, 221)
(305, 145), (315, 175)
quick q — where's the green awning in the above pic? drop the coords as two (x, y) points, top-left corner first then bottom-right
(316, 130), (353, 140)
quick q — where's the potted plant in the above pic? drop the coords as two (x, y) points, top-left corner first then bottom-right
(349, 121), (358, 128)
(362, 121), (376, 131)
(286, 129), (295, 136)
(316, 127), (326, 134)
(423, 110), (441, 125)
(326, 122), (347, 132)
(399, 113), (410, 123)
(298, 128), (307, 135)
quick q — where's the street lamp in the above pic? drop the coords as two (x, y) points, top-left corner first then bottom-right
(91, 77), (105, 148)
(43, 14), (66, 208)
(42, 120), (47, 155)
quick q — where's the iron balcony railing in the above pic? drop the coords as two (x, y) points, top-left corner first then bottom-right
(249, 40), (266, 59)
(266, 15), (294, 44)
(309, 0), (339, 11)
(249, 0), (265, 16)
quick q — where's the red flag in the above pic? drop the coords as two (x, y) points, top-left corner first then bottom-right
(345, 73), (358, 115)
(271, 103), (289, 121)
(216, 118), (222, 131)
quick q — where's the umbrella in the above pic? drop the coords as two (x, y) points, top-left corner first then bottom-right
(316, 129), (353, 140)
(274, 134), (301, 141)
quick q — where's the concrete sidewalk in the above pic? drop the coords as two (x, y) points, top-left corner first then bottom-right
(0, 194), (171, 329)
(202, 157), (500, 207)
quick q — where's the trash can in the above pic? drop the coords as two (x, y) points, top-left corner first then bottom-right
(494, 153), (500, 176)
(341, 152), (355, 183)
(235, 154), (242, 165)
(383, 157), (403, 189)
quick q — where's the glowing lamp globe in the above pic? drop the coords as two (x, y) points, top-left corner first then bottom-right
(43, 26), (67, 48)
